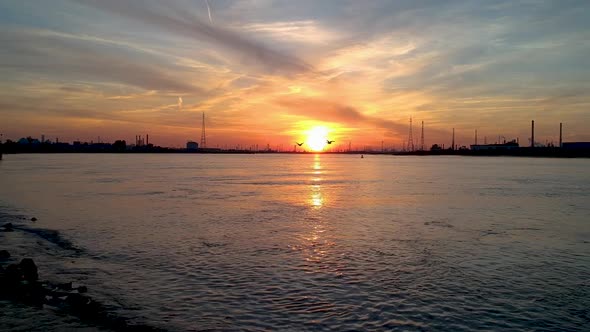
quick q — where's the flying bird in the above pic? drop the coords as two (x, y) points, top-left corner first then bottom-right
(296, 142), (304, 146)
(326, 140), (335, 144)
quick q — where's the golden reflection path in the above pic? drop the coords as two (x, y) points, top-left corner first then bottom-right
(299, 154), (341, 276)
(309, 154), (324, 209)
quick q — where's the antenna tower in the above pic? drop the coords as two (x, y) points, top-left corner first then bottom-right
(407, 117), (414, 152)
(420, 121), (424, 150)
(200, 112), (207, 148)
(559, 122), (563, 148)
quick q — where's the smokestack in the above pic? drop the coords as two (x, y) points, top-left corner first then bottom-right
(531, 120), (535, 148)
(559, 123), (562, 148)
(146, 134), (149, 146)
(452, 128), (455, 150)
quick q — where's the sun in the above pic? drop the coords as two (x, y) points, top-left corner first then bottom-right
(306, 126), (329, 152)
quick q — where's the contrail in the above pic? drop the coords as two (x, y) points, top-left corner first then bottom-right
(178, 96), (183, 110)
(205, 0), (213, 24)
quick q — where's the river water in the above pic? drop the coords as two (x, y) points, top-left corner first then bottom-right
(0, 154), (589, 331)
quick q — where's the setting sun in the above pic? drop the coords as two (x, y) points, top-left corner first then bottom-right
(306, 126), (329, 151)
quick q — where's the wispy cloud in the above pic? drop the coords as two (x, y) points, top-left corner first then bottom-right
(205, 0), (213, 24)
(74, 0), (313, 75)
(0, 28), (203, 93)
(275, 96), (436, 138)
(242, 20), (340, 44)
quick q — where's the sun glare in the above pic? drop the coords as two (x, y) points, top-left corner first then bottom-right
(306, 126), (329, 151)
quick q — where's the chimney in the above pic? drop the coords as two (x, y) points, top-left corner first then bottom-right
(559, 123), (562, 148)
(531, 120), (535, 148)
(146, 134), (149, 146)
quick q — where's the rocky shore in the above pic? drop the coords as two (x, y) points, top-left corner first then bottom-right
(1, 221), (164, 332)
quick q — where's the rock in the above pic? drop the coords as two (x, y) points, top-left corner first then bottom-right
(48, 290), (70, 298)
(4, 263), (22, 283)
(2, 223), (14, 232)
(57, 281), (73, 290)
(66, 293), (104, 318)
(77, 285), (88, 293)
(19, 258), (38, 282)
(31, 217), (37, 222)
(19, 282), (46, 305)
(66, 293), (91, 306)
(0, 250), (10, 259)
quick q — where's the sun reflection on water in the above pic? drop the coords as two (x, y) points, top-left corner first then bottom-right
(311, 184), (323, 208)
(309, 154), (324, 209)
(288, 154), (343, 276)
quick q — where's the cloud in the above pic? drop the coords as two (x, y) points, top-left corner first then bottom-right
(0, 29), (202, 93)
(74, 0), (313, 75)
(241, 20), (340, 44)
(276, 96), (408, 135)
(2, 0), (590, 145)
(205, 0), (213, 24)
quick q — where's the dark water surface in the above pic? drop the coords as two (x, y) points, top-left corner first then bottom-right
(1, 154), (589, 331)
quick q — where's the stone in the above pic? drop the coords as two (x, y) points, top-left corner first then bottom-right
(66, 293), (90, 306)
(4, 263), (22, 283)
(2, 223), (14, 232)
(0, 250), (10, 259)
(66, 293), (104, 318)
(19, 258), (38, 282)
(77, 285), (88, 293)
(31, 217), (37, 221)
(57, 281), (73, 290)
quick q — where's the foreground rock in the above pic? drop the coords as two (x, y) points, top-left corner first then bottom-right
(0, 250), (10, 260)
(0, 256), (164, 331)
(1, 223), (14, 232)
(1, 258), (44, 304)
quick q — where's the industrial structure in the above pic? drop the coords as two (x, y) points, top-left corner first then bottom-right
(531, 120), (535, 148)
(407, 117), (414, 152)
(420, 121), (425, 151)
(470, 141), (519, 151)
(186, 141), (198, 151)
(200, 112), (207, 148)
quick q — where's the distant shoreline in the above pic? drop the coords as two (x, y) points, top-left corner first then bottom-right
(1, 150), (589, 158)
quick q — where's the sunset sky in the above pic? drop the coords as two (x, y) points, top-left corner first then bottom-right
(1, 0), (589, 149)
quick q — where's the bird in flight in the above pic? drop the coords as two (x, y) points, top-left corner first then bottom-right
(296, 142), (304, 146)
(326, 140), (335, 144)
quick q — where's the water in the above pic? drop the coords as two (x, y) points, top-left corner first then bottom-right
(1, 154), (589, 331)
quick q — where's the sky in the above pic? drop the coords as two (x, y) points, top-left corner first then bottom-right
(1, 0), (589, 149)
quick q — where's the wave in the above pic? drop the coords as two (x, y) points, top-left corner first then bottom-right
(16, 226), (82, 253)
